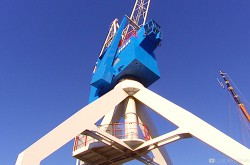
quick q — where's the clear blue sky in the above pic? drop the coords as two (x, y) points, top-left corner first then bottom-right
(1, 0), (250, 165)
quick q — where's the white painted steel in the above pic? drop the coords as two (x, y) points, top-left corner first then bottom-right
(137, 103), (172, 165)
(98, 19), (119, 60)
(124, 97), (139, 139)
(98, 0), (151, 64)
(135, 128), (190, 150)
(122, 0), (151, 44)
(100, 102), (124, 132)
(15, 86), (128, 165)
(133, 85), (250, 165)
(16, 79), (250, 165)
(130, 0), (151, 26)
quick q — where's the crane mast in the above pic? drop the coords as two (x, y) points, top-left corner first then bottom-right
(220, 71), (250, 122)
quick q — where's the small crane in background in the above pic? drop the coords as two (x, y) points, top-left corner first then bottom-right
(220, 70), (250, 122)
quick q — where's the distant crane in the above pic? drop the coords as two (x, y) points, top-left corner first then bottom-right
(15, 1), (250, 165)
(220, 70), (250, 122)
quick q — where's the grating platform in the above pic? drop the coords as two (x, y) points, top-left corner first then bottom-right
(73, 143), (139, 164)
(72, 130), (158, 165)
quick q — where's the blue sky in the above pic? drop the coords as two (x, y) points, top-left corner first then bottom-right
(1, 0), (250, 165)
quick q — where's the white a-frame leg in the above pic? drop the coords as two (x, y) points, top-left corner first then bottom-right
(16, 80), (250, 165)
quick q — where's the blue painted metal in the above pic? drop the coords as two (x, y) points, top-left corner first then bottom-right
(89, 17), (162, 102)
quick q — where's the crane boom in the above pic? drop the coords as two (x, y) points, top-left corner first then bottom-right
(98, 0), (151, 57)
(220, 71), (250, 122)
(130, 0), (151, 26)
(98, 19), (119, 58)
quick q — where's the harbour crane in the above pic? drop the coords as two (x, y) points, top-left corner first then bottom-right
(15, 1), (250, 165)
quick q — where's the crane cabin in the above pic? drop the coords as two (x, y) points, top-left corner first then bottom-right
(90, 17), (162, 102)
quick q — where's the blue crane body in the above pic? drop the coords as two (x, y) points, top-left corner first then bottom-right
(89, 16), (162, 102)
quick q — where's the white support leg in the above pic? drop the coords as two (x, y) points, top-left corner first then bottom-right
(15, 79), (250, 165)
(133, 86), (250, 165)
(135, 128), (191, 150)
(137, 103), (173, 165)
(15, 86), (129, 165)
(100, 102), (124, 131)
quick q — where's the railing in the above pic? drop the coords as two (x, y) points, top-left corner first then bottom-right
(73, 122), (150, 151)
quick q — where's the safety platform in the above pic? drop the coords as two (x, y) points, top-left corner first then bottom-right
(72, 123), (158, 165)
